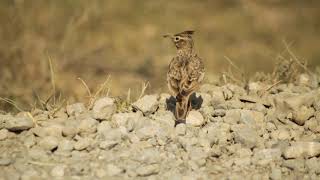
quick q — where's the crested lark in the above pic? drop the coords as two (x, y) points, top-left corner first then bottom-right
(164, 30), (205, 122)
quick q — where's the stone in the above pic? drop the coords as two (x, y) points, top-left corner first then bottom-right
(24, 134), (36, 148)
(153, 110), (175, 128)
(106, 164), (123, 176)
(28, 147), (49, 161)
(253, 148), (282, 165)
(186, 111), (205, 127)
(283, 142), (320, 159)
(175, 123), (186, 136)
(207, 123), (231, 145)
(291, 106), (314, 125)
(20, 168), (39, 180)
(224, 109), (241, 124)
(112, 112), (142, 129)
(78, 117), (98, 134)
(270, 128), (291, 141)
(239, 110), (264, 130)
(2, 114), (34, 131)
(270, 166), (282, 180)
(247, 82), (265, 94)
(275, 91), (315, 112)
(97, 121), (112, 134)
(38, 136), (59, 151)
(196, 93), (211, 107)
(62, 120), (78, 137)
(58, 139), (74, 152)
(0, 128), (8, 140)
(92, 97), (116, 120)
(282, 159), (305, 171)
(33, 125), (63, 138)
(74, 138), (91, 151)
(99, 140), (118, 150)
(132, 94), (159, 115)
(66, 103), (86, 116)
(305, 118), (320, 133)
(51, 165), (65, 177)
(305, 157), (320, 174)
(136, 125), (160, 141)
(0, 157), (12, 166)
(46, 125), (63, 137)
(100, 128), (122, 142)
(95, 168), (107, 178)
(232, 124), (258, 148)
(212, 109), (226, 117)
(31, 127), (47, 137)
(136, 164), (159, 176)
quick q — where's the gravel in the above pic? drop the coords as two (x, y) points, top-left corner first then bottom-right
(0, 81), (320, 179)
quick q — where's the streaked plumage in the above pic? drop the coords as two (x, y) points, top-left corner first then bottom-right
(164, 30), (205, 121)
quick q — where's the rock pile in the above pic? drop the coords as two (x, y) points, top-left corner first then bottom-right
(0, 80), (320, 179)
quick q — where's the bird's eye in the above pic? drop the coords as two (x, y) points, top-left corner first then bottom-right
(175, 37), (180, 41)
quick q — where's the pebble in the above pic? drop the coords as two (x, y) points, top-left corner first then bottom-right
(186, 111), (205, 127)
(0, 128), (8, 140)
(106, 164), (123, 176)
(270, 167), (282, 180)
(2, 114), (34, 131)
(58, 139), (74, 152)
(38, 136), (59, 151)
(62, 120), (78, 137)
(132, 94), (159, 115)
(78, 117), (98, 135)
(232, 124), (258, 148)
(74, 138), (91, 151)
(66, 103), (86, 116)
(136, 164), (160, 176)
(0, 157), (12, 166)
(175, 123), (186, 136)
(253, 148), (281, 165)
(291, 106), (314, 125)
(51, 165), (65, 177)
(92, 97), (116, 120)
(99, 140), (118, 150)
(283, 142), (320, 159)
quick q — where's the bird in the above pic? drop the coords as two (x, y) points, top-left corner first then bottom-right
(164, 30), (205, 123)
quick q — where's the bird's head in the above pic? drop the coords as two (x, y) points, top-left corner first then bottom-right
(163, 30), (195, 50)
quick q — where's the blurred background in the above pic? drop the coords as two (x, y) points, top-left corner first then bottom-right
(1, 0), (320, 111)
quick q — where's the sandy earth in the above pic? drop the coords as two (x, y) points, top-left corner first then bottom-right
(0, 76), (320, 179)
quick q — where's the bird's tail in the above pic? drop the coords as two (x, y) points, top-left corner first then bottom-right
(175, 95), (190, 122)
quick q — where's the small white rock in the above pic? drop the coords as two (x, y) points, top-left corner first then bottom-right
(132, 94), (159, 115)
(38, 136), (59, 151)
(74, 138), (91, 151)
(283, 142), (320, 159)
(58, 139), (74, 152)
(51, 165), (65, 177)
(186, 111), (205, 127)
(106, 164), (123, 176)
(99, 140), (118, 150)
(66, 103), (86, 117)
(92, 97), (116, 120)
(0, 129), (8, 140)
(175, 123), (186, 136)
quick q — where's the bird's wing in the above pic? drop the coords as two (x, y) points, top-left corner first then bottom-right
(179, 56), (205, 96)
(167, 57), (183, 96)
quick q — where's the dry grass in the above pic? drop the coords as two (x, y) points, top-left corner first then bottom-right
(1, 1), (320, 112)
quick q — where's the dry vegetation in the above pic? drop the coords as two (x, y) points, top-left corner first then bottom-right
(1, 0), (320, 112)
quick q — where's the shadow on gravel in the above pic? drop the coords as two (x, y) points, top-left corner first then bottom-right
(166, 93), (203, 114)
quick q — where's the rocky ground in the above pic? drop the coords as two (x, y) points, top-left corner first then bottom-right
(0, 74), (320, 180)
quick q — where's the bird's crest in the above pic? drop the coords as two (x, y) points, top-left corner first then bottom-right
(175, 30), (195, 37)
